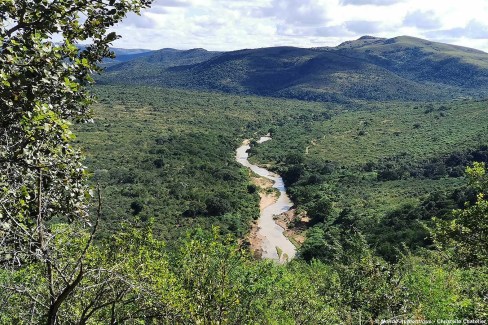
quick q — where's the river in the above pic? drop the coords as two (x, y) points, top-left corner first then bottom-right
(236, 136), (297, 262)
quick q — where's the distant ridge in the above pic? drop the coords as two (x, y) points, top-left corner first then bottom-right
(337, 35), (386, 48)
(98, 36), (488, 102)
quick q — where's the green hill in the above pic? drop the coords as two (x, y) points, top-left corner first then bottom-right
(102, 48), (222, 76)
(76, 85), (331, 240)
(336, 35), (488, 89)
(98, 36), (488, 102)
(76, 46), (155, 66)
(103, 47), (154, 65)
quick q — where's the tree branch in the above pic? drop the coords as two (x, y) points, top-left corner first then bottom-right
(47, 263), (84, 325)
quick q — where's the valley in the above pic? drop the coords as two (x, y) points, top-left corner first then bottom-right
(236, 136), (296, 262)
(69, 81), (488, 321)
(76, 84), (488, 263)
(3, 13), (488, 320)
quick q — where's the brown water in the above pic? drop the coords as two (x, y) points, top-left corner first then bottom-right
(236, 136), (296, 262)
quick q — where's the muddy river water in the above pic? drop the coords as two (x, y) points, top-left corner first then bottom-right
(236, 136), (296, 262)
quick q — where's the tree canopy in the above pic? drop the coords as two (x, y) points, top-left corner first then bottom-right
(0, 0), (151, 323)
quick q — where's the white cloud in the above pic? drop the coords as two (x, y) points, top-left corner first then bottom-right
(344, 20), (383, 34)
(340, 0), (403, 5)
(256, 0), (331, 26)
(403, 10), (441, 30)
(110, 0), (488, 52)
(426, 20), (488, 40)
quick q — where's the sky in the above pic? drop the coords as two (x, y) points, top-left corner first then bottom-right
(110, 0), (488, 52)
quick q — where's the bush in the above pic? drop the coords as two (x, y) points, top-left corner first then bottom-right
(183, 201), (207, 217)
(308, 197), (333, 224)
(153, 158), (165, 168)
(130, 201), (144, 215)
(205, 197), (232, 216)
(377, 169), (400, 181)
(247, 184), (258, 194)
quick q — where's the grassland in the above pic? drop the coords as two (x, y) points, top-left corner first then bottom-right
(253, 100), (488, 207)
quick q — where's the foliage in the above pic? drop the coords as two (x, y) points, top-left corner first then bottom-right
(3, 20), (488, 321)
(250, 98), (488, 260)
(75, 85), (334, 240)
(0, 0), (150, 323)
(0, 223), (181, 323)
(307, 197), (334, 224)
(433, 163), (488, 267)
(71, 86), (488, 322)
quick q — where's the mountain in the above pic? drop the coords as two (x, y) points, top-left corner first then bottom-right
(104, 47), (154, 65)
(74, 46), (154, 65)
(103, 48), (222, 75)
(335, 36), (488, 89)
(98, 36), (488, 102)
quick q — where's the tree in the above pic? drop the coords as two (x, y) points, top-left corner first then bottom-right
(299, 227), (330, 262)
(433, 162), (488, 267)
(1, 222), (185, 324)
(307, 197), (333, 224)
(205, 196), (232, 216)
(0, 0), (151, 323)
(172, 227), (281, 324)
(282, 165), (304, 185)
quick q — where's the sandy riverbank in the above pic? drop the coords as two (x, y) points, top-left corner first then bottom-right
(247, 176), (277, 258)
(236, 137), (298, 262)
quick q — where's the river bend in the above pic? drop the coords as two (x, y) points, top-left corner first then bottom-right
(236, 136), (296, 262)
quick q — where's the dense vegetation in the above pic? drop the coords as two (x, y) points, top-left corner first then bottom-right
(75, 86), (487, 322)
(2, 3), (487, 321)
(103, 48), (222, 69)
(99, 36), (488, 102)
(250, 98), (488, 261)
(76, 85), (335, 242)
(4, 217), (488, 323)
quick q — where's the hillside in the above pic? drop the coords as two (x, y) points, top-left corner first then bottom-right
(102, 48), (222, 76)
(335, 35), (488, 89)
(76, 46), (155, 66)
(76, 86), (332, 240)
(103, 47), (154, 65)
(98, 36), (488, 102)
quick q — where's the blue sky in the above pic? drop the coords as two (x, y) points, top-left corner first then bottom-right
(110, 0), (488, 52)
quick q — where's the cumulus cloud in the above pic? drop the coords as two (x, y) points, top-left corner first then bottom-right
(109, 0), (488, 53)
(159, 0), (194, 7)
(340, 0), (403, 6)
(403, 10), (441, 29)
(344, 20), (382, 34)
(425, 20), (488, 40)
(314, 25), (351, 37)
(256, 0), (330, 26)
(148, 0), (195, 13)
(123, 12), (159, 29)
